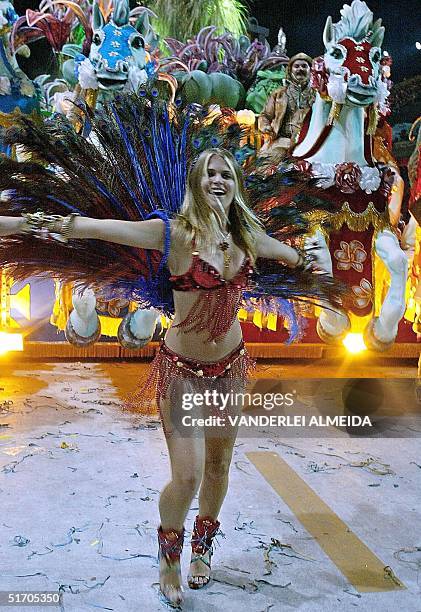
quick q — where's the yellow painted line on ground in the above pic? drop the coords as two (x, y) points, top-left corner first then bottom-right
(246, 451), (405, 593)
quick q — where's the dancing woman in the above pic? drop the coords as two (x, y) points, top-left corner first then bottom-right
(0, 98), (343, 608)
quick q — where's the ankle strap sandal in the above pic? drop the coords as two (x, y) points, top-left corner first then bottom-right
(188, 515), (221, 589)
(191, 515), (220, 556)
(157, 526), (185, 609)
(157, 526), (185, 563)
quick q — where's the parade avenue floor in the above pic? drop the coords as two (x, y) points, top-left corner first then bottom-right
(0, 357), (420, 612)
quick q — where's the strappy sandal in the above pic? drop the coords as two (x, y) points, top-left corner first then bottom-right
(157, 526), (185, 608)
(187, 515), (220, 590)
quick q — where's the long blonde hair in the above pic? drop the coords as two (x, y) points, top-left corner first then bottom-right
(172, 148), (263, 261)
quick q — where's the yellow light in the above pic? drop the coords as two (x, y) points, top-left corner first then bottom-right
(342, 332), (367, 354)
(0, 332), (24, 355)
(236, 109), (256, 126)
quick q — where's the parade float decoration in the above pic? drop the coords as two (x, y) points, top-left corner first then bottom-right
(0, 0), (417, 357)
(13, 0), (166, 115)
(0, 1), (41, 352)
(291, 0), (410, 351)
(161, 26), (270, 109)
(245, 27), (289, 113)
(161, 25), (289, 113)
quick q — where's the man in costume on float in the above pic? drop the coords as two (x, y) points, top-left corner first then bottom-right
(258, 53), (315, 164)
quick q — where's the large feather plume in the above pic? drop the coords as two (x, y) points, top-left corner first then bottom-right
(0, 92), (347, 320)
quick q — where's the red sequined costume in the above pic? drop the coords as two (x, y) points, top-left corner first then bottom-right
(129, 246), (256, 419)
(170, 249), (254, 341)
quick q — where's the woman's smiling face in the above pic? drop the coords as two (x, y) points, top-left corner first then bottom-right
(201, 154), (236, 212)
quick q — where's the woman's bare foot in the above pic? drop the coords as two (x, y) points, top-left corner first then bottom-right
(157, 526), (184, 608)
(159, 555), (183, 608)
(187, 550), (211, 589)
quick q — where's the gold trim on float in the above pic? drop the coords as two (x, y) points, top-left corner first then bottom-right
(306, 202), (390, 233)
(10, 341), (421, 360)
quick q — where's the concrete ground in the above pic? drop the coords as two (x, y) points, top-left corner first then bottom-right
(0, 359), (420, 612)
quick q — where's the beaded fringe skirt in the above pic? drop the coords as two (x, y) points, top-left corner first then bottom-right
(126, 341), (256, 417)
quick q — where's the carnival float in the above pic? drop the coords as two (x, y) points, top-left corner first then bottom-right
(0, 0), (419, 360)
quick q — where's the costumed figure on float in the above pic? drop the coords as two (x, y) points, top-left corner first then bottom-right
(258, 52), (314, 165)
(291, 0), (408, 350)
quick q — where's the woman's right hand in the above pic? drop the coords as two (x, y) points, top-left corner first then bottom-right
(0, 216), (26, 237)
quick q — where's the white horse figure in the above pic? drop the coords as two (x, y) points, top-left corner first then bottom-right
(293, 0), (407, 350)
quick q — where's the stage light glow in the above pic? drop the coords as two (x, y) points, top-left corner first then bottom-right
(342, 332), (367, 354)
(416, 42), (421, 50)
(236, 109), (256, 126)
(0, 332), (24, 355)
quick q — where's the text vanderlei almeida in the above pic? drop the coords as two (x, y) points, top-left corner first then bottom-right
(180, 391), (373, 428)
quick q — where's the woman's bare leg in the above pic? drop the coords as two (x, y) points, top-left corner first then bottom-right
(158, 397), (205, 602)
(188, 432), (237, 586)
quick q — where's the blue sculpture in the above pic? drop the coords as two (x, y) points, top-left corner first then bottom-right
(0, 1), (39, 154)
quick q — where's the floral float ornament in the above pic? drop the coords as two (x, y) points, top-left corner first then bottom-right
(24, 2), (91, 53)
(335, 162), (362, 193)
(236, 109), (255, 126)
(352, 278), (373, 309)
(334, 240), (367, 273)
(302, 161), (382, 194)
(51, 89), (76, 115)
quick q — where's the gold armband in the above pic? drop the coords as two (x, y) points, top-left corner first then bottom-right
(21, 212), (78, 243)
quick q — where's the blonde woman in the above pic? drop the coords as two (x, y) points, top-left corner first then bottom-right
(0, 147), (308, 606)
(0, 97), (342, 607)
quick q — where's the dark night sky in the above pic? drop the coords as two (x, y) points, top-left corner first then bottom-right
(250, 1), (421, 83)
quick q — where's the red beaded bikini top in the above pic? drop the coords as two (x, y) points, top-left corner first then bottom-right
(169, 250), (254, 292)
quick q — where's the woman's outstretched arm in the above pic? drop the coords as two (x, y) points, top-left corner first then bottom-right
(254, 231), (301, 267)
(0, 216), (166, 252)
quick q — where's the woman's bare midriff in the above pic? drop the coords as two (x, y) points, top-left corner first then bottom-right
(164, 289), (243, 362)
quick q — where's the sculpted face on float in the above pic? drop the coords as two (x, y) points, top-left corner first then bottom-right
(322, 0), (385, 107)
(201, 155), (236, 213)
(89, 0), (147, 91)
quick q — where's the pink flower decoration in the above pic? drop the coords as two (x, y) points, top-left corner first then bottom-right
(335, 162), (362, 194)
(334, 240), (367, 273)
(352, 278), (373, 309)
